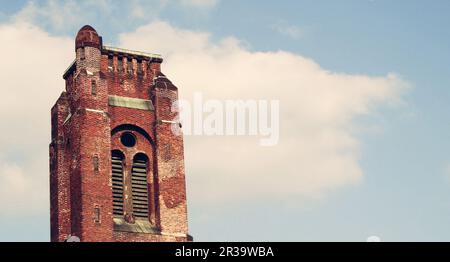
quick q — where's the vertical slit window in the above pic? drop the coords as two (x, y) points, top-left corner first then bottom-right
(108, 55), (114, 72)
(111, 150), (124, 216)
(137, 60), (143, 75)
(93, 155), (99, 172)
(80, 48), (85, 60)
(118, 57), (123, 73)
(94, 207), (100, 223)
(131, 153), (149, 219)
(127, 58), (133, 75)
(91, 80), (97, 96)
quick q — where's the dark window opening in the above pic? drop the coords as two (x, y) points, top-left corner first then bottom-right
(93, 155), (99, 172)
(91, 80), (97, 95)
(127, 58), (133, 75)
(112, 150), (124, 216)
(121, 132), (136, 147)
(94, 207), (100, 223)
(137, 60), (143, 75)
(108, 55), (114, 72)
(80, 48), (85, 60)
(132, 153), (149, 219)
(118, 57), (123, 72)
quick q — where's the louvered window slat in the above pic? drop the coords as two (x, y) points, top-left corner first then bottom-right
(112, 153), (124, 216)
(132, 155), (149, 219)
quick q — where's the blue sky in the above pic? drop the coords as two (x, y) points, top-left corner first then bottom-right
(1, 0), (450, 242)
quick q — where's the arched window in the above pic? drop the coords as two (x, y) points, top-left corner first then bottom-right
(131, 153), (149, 219)
(111, 150), (124, 216)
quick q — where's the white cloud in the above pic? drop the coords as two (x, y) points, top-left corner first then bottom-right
(0, 21), (72, 215)
(0, 157), (48, 215)
(118, 21), (409, 204)
(0, 163), (27, 196)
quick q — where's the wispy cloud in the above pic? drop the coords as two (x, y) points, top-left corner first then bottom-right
(179, 0), (219, 8)
(12, 0), (219, 33)
(271, 20), (305, 39)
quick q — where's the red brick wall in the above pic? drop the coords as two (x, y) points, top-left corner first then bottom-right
(153, 84), (189, 235)
(50, 93), (71, 242)
(50, 26), (190, 242)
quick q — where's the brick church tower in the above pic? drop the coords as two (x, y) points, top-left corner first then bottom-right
(49, 25), (191, 242)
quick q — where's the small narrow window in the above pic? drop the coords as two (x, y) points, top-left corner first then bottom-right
(94, 207), (100, 223)
(137, 60), (143, 75)
(91, 80), (97, 95)
(127, 58), (133, 75)
(80, 48), (85, 60)
(118, 58), (123, 73)
(93, 155), (99, 172)
(108, 55), (114, 72)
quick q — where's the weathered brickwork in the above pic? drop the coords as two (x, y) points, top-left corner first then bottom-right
(49, 25), (191, 242)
